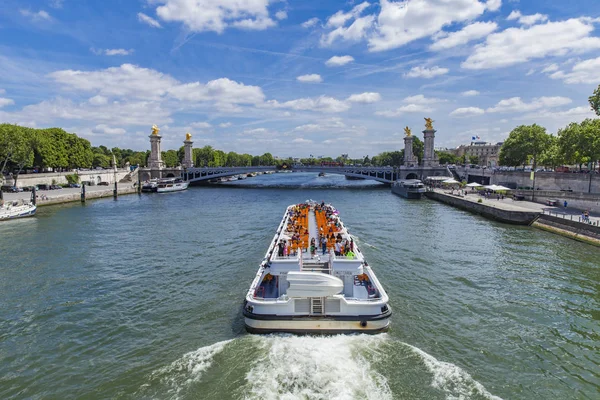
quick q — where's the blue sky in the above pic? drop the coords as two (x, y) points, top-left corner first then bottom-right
(1, 0), (599, 158)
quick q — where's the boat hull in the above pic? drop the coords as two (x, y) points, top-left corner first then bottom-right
(0, 205), (37, 221)
(391, 185), (425, 199)
(243, 307), (391, 334)
(156, 182), (189, 193)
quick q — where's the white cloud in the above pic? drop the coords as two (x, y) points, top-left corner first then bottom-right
(292, 138), (314, 144)
(153, 0), (276, 33)
(219, 122), (232, 128)
(461, 90), (480, 96)
(486, 0), (502, 12)
(0, 89), (5, 94)
(292, 138), (313, 144)
(296, 74), (323, 83)
(321, 15), (374, 46)
(548, 56), (600, 84)
(20, 9), (52, 21)
(346, 92), (381, 103)
(294, 117), (346, 132)
(405, 66), (449, 78)
(375, 103), (434, 117)
(325, 55), (355, 67)
(0, 98), (15, 108)
(507, 10), (548, 25)
(487, 96), (572, 113)
(2, 97), (173, 127)
(104, 49), (134, 56)
(526, 68), (536, 76)
(463, 18), (600, 69)
(541, 64), (559, 73)
(170, 77), (265, 106)
(430, 21), (497, 51)
(49, 0), (63, 9)
(275, 10), (287, 20)
(302, 17), (319, 28)
(268, 96), (350, 113)
(449, 107), (485, 117)
(93, 124), (126, 135)
(137, 12), (162, 28)
(88, 95), (108, 105)
(326, 1), (371, 28)
(92, 48), (134, 56)
(368, 0), (488, 52)
(190, 121), (212, 129)
(402, 94), (445, 104)
(49, 64), (178, 100)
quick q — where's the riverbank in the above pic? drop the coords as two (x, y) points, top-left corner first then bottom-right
(2, 184), (138, 207)
(424, 188), (600, 246)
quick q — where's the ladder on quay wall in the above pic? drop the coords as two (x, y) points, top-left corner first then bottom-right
(311, 297), (324, 315)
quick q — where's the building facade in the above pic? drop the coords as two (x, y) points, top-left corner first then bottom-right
(447, 141), (503, 167)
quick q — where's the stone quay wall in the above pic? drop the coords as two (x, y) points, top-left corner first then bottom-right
(5, 169), (131, 187)
(533, 214), (600, 247)
(515, 190), (600, 214)
(458, 168), (600, 193)
(424, 191), (540, 225)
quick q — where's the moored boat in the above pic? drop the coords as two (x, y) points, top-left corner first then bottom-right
(243, 201), (391, 334)
(0, 199), (37, 221)
(156, 177), (189, 193)
(141, 179), (158, 192)
(392, 179), (426, 199)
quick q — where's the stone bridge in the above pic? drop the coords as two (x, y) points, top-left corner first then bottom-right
(180, 165), (451, 184)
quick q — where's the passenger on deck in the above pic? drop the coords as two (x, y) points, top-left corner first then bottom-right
(334, 241), (342, 256)
(310, 238), (316, 256)
(345, 249), (355, 258)
(321, 236), (327, 255)
(277, 241), (284, 257)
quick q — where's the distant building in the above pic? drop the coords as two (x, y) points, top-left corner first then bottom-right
(447, 141), (504, 167)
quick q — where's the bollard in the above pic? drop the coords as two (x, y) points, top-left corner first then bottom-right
(81, 184), (86, 203)
(113, 182), (118, 199)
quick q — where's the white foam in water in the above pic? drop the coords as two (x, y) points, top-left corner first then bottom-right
(244, 334), (392, 400)
(147, 339), (233, 397)
(406, 344), (503, 400)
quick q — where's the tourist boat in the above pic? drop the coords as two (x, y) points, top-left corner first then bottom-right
(391, 179), (426, 199)
(243, 201), (392, 334)
(141, 179), (158, 192)
(156, 177), (189, 193)
(0, 200), (37, 221)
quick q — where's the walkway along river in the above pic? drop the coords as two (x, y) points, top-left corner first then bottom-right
(0, 173), (598, 399)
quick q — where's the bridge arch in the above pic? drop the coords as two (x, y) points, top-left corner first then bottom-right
(405, 173), (419, 180)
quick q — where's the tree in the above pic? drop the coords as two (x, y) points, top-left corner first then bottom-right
(162, 150), (179, 167)
(589, 85), (600, 116)
(468, 155), (479, 165)
(499, 124), (550, 167)
(412, 136), (424, 164)
(437, 151), (459, 165)
(538, 135), (563, 168)
(0, 125), (35, 187)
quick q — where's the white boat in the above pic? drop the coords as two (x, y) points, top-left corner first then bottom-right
(156, 177), (189, 193)
(243, 201), (392, 334)
(0, 200), (37, 221)
(141, 179), (158, 192)
(392, 179), (426, 199)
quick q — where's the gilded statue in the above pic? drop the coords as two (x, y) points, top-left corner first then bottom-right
(151, 124), (160, 135)
(404, 126), (412, 137)
(186, 132), (192, 141)
(424, 118), (434, 130)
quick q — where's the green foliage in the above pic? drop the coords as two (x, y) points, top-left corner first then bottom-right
(477, 198), (483, 203)
(162, 150), (179, 167)
(589, 85), (600, 116)
(437, 151), (459, 165)
(558, 119), (600, 169)
(499, 124), (550, 167)
(468, 155), (479, 165)
(65, 174), (80, 184)
(371, 151), (403, 166)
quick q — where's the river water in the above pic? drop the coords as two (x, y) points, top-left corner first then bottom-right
(0, 173), (598, 399)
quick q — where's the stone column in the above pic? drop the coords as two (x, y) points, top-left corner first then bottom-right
(148, 129), (164, 177)
(422, 129), (439, 167)
(404, 136), (416, 166)
(182, 135), (194, 169)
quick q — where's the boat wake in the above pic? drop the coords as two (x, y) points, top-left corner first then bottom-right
(137, 335), (502, 400)
(243, 334), (392, 400)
